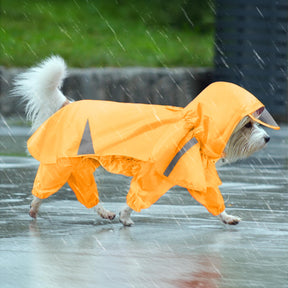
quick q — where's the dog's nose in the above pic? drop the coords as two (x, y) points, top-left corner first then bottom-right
(264, 136), (270, 143)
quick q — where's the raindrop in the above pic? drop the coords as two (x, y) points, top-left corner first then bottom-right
(0, 114), (16, 144)
(253, 49), (265, 68)
(25, 43), (37, 57)
(94, 7), (126, 52)
(180, 7), (194, 28)
(145, 30), (165, 58)
(176, 36), (190, 53)
(59, 26), (73, 41)
(256, 7), (264, 18)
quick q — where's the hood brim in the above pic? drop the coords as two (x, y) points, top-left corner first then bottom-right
(249, 107), (280, 130)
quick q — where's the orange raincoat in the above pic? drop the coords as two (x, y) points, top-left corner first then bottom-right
(28, 82), (279, 215)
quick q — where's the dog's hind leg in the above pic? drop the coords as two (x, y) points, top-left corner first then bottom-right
(29, 196), (42, 219)
(95, 203), (116, 220)
(119, 205), (134, 226)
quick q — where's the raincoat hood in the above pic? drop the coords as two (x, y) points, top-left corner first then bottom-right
(27, 82), (279, 215)
(183, 82), (279, 159)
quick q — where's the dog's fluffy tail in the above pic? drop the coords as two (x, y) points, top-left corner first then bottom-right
(12, 55), (68, 132)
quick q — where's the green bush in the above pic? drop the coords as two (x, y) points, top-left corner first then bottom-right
(1, 0), (215, 67)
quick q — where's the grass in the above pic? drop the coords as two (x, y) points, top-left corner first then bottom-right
(1, 0), (215, 68)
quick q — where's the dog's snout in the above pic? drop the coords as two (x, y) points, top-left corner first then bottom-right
(264, 136), (270, 143)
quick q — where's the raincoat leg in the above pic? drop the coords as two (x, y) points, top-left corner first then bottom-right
(127, 167), (174, 212)
(188, 187), (225, 216)
(32, 161), (73, 199)
(67, 158), (100, 208)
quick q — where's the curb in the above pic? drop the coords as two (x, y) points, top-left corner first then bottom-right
(0, 66), (213, 116)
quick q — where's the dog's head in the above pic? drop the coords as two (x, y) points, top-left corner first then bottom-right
(223, 106), (280, 164)
(223, 116), (270, 163)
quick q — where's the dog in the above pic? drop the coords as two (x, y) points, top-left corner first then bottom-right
(12, 56), (276, 226)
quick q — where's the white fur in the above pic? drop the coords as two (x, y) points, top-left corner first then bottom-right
(224, 117), (270, 163)
(29, 196), (42, 219)
(14, 56), (270, 226)
(217, 117), (270, 225)
(12, 55), (68, 132)
(119, 205), (134, 226)
(218, 211), (241, 225)
(95, 203), (116, 220)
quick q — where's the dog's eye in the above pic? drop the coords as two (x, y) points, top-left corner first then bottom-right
(245, 122), (253, 128)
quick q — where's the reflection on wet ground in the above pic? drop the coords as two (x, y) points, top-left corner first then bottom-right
(0, 125), (287, 288)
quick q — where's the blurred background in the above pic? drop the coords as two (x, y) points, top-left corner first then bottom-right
(1, 0), (215, 67)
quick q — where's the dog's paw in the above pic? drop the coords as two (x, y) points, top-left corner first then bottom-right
(96, 205), (116, 220)
(119, 216), (134, 226)
(101, 211), (116, 220)
(29, 207), (38, 219)
(119, 212), (134, 226)
(219, 211), (241, 225)
(29, 197), (42, 219)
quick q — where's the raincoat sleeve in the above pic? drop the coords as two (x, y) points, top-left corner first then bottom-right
(187, 158), (225, 216)
(188, 186), (225, 216)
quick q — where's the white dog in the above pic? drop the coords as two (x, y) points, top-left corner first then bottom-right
(12, 56), (277, 226)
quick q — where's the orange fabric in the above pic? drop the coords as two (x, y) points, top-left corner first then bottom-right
(28, 82), (279, 215)
(32, 158), (100, 208)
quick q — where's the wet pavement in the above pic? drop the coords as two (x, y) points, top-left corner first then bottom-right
(0, 123), (288, 288)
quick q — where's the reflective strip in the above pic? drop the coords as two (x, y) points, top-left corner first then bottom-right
(78, 120), (95, 155)
(164, 137), (198, 177)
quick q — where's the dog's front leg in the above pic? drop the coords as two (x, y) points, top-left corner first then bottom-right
(29, 196), (42, 218)
(95, 203), (116, 220)
(119, 205), (134, 226)
(218, 210), (241, 225)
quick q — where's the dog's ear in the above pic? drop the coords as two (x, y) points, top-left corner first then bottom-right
(253, 107), (265, 117)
